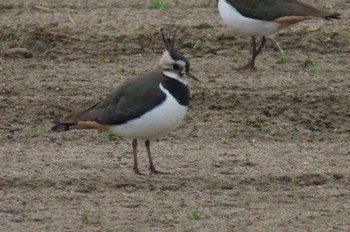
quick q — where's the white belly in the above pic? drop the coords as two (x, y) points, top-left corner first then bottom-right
(218, 0), (280, 37)
(110, 84), (188, 140)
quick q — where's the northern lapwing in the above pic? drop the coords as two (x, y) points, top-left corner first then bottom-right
(217, 0), (341, 70)
(52, 30), (198, 175)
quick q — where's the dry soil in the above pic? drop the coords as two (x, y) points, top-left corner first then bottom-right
(1, 0), (350, 231)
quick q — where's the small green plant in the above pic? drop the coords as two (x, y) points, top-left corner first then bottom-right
(328, 86), (336, 94)
(82, 210), (90, 225)
(54, 0), (64, 9)
(295, 191), (308, 200)
(231, 96), (242, 107)
(245, 115), (271, 134)
(18, 127), (46, 139)
(98, 54), (119, 63)
(222, 138), (230, 145)
(169, 205), (181, 213)
(18, 3), (28, 13)
(277, 55), (288, 64)
(101, 131), (120, 141)
(266, 184), (279, 192)
(150, 0), (171, 10)
(306, 59), (320, 74)
(228, 47), (239, 57)
(258, 120), (271, 134)
(238, 58), (248, 67)
(187, 209), (201, 220)
(161, 191), (170, 202)
(192, 40), (203, 51)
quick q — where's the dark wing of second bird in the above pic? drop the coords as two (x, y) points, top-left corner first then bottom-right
(226, 0), (339, 21)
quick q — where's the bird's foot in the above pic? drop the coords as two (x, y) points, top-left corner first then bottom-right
(149, 166), (170, 175)
(133, 166), (145, 175)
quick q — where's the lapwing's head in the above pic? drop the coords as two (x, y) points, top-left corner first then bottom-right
(158, 30), (198, 84)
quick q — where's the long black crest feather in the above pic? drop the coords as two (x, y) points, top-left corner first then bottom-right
(160, 28), (176, 52)
(159, 28), (191, 73)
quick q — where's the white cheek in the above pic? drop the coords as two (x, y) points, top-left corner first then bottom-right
(163, 71), (188, 86)
(177, 60), (186, 67)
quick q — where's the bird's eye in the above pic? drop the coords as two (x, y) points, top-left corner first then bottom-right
(173, 63), (179, 70)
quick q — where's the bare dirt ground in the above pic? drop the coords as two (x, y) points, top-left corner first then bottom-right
(1, 0), (350, 231)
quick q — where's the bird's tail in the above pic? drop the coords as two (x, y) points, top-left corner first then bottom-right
(51, 118), (110, 132)
(324, 12), (341, 20)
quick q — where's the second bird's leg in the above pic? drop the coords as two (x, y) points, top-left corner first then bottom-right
(145, 140), (168, 174)
(132, 139), (144, 175)
(250, 36), (266, 70)
(238, 36), (258, 71)
(254, 36), (267, 60)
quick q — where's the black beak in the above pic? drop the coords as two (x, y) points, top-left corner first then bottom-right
(186, 72), (199, 82)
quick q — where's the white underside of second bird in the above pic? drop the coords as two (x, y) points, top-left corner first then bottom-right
(110, 83), (188, 140)
(218, 0), (281, 37)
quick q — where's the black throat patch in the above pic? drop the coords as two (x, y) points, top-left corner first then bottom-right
(161, 77), (189, 106)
